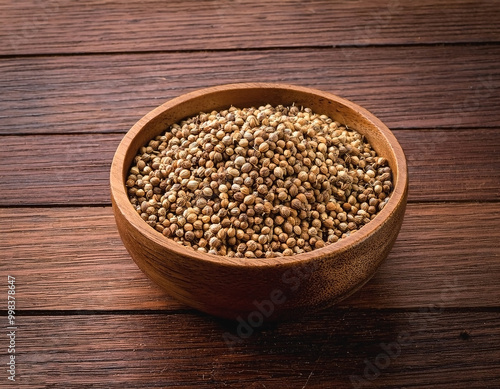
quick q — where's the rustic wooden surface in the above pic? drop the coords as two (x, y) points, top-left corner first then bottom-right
(1, 1), (499, 388)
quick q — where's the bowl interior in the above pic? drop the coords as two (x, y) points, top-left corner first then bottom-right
(111, 83), (407, 266)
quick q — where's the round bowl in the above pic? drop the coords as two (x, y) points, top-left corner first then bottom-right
(110, 83), (408, 321)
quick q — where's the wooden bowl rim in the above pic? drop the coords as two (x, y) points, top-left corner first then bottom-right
(110, 82), (408, 269)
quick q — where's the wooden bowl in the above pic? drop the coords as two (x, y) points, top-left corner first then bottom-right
(110, 83), (408, 321)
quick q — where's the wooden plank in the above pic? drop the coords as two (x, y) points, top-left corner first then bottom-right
(1, 45), (499, 135)
(396, 128), (500, 202)
(1, 129), (498, 207)
(1, 203), (499, 311)
(10, 311), (500, 388)
(1, 0), (499, 55)
(0, 134), (118, 206)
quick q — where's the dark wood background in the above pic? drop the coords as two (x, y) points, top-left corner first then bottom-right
(1, 1), (499, 388)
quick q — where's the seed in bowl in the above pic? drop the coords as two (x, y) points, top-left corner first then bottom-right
(126, 104), (393, 258)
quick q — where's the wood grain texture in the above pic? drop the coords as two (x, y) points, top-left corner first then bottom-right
(1, 45), (499, 135)
(1, 0), (499, 55)
(0, 0), (498, 386)
(2, 203), (499, 311)
(1, 129), (498, 206)
(0, 134), (118, 206)
(10, 311), (500, 388)
(397, 128), (500, 202)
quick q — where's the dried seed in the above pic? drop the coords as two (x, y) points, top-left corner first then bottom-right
(127, 103), (393, 258)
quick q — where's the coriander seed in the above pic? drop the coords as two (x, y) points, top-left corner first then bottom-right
(127, 104), (393, 258)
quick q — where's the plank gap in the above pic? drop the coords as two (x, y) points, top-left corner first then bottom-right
(0, 41), (499, 60)
(2, 306), (499, 317)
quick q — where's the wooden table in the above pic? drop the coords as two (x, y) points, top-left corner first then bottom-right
(1, 1), (499, 388)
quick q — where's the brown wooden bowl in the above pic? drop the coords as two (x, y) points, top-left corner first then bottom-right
(110, 83), (408, 321)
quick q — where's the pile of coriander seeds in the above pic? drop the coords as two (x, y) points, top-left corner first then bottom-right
(126, 104), (393, 258)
